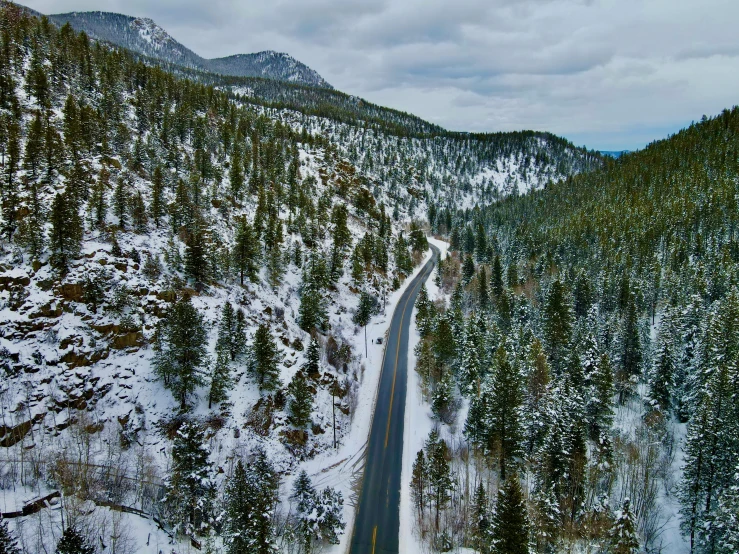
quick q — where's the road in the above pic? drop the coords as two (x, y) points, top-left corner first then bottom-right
(350, 244), (440, 554)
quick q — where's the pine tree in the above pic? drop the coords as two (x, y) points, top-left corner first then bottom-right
(459, 318), (483, 394)
(185, 225), (209, 286)
(329, 204), (351, 281)
(411, 450), (427, 517)
(153, 295), (208, 411)
(232, 217), (259, 285)
(291, 470), (318, 553)
(217, 302), (237, 360)
(523, 339), (551, 456)
(0, 516), (20, 554)
(224, 455), (279, 554)
(609, 499), (640, 554)
(315, 487), (345, 545)
(491, 254), (504, 298)
(478, 265), (490, 309)
(619, 298), (642, 397)
(543, 279), (573, 374)
(490, 474), (529, 554)
(131, 190), (148, 232)
(715, 464), (739, 554)
(55, 526), (94, 554)
(164, 421), (215, 537)
(303, 337), (320, 378)
(649, 322), (675, 412)
(113, 175), (128, 230)
(432, 367), (455, 423)
(150, 165), (165, 227)
(353, 290), (376, 358)
(426, 431), (453, 532)
(299, 254), (328, 333)
(49, 189), (82, 271)
(488, 345), (523, 480)
(90, 168), (108, 230)
(472, 481), (491, 554)
(287, 370), (313, 428)
(250, 323), (280, 392)
(462, 254), (476, 284)
(209, 347), (232, 409)
(415, 284), (433, 336)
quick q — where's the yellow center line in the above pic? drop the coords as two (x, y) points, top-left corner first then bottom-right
(372, 526), (378, 554)
(384, 259), (433, 449)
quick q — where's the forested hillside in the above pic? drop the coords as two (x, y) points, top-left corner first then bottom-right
(411, 107), (739, 553)
(0, 4), (598, 553)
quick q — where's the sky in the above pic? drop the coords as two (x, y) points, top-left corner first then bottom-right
(23, 0), (739, 151)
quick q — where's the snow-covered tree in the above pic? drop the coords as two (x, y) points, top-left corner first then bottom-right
(609, 499), (640, 554)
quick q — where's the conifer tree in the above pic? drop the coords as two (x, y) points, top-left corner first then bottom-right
(490, 475), (529, 554)
(353, 290), (375, 358)
(287, 370), (313, 429)
(426, 431), (453, 532)
(250, 323), (280, 392)
(459, 318), (483, 394)
(164, 421), (215, 537)
(217, 302), (237, 360)
(432, 367), (455, 423)
(609, 499), (640, 554)
(150, 165), (165, 227)
(523, 339), (551, 456)
(185, 225), (209, 286)
(303, 337), (321, 377)
(462, 255), (475, 284)
(291, 470), (318, 553)
(488, 345), (523, 479)
(224, 455), (279, 554)
(649, 322), (675, 412)
(472, 481), (491, 554)
(0, 516), (20, 554)
(329, 204), (351, 281)
(113, 175), (128, 230)
(232, 217), (259, 285)
(543, 279), (573, 374)
(209, 347), (232, 409)
(411, 450), (427, 517)
(415, 284), (432, 336)
(619, 298), (642, 396)
(153, 295), (208, 410)
(299, 254), (328, 333)
(90, 168), (108, 230)
(55, 526), (94, 554)
(49, 189), (82, 271)
(491, 254), (504, 298)
(715, 464), (739, 554)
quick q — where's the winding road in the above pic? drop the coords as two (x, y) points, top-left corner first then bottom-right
(350, 244), (440, 554)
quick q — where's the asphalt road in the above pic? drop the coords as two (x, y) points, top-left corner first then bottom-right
(350, 244), (440, 554)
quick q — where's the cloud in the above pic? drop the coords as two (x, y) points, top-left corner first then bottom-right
(22, 0), (739, 150)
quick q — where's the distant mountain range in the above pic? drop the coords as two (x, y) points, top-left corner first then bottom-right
(599, 150), (630, 158)
(24, 7), (332, 89)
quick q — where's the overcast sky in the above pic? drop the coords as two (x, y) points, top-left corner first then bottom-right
(23, 0), (739, 150)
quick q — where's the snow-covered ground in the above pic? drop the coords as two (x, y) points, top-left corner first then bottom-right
(399, 237), (450, 554)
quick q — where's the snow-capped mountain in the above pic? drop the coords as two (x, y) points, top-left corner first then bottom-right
(46, 10), (332, 88)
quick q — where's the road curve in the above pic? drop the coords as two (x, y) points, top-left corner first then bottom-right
(350, 244), (440, 554)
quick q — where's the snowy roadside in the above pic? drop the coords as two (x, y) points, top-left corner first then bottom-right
(399, 237), (450, 554)
(302, 247), (434, 554)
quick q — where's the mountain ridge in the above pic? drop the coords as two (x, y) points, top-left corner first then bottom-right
(40, 8), (333, 89)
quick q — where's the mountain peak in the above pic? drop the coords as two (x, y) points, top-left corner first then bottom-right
(44, 9), (331, 88)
